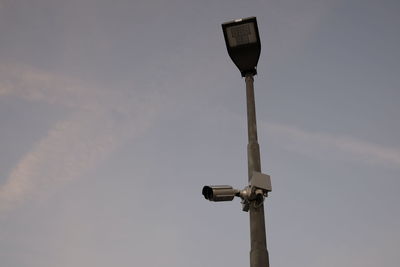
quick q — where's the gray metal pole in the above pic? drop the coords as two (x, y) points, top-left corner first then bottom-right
(245, 74), (270, 267)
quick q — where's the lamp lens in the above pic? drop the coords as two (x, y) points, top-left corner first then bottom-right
(226, 22), (257, 47)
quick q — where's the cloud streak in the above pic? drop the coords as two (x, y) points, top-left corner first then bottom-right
(263, 121), (400, 168)
(0, 64), (162, 212)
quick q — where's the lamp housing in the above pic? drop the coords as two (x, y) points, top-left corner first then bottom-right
(222, 17), (261, 77)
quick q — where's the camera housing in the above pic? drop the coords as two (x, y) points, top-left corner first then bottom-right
(202, 185), (239, 202)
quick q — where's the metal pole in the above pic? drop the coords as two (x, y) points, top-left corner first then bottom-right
(245, 74), (270, 267)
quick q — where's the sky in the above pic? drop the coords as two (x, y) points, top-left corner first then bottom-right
(0, 0), (399, 266)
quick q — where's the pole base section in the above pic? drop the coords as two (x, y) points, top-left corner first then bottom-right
(250, 248), (269, 267)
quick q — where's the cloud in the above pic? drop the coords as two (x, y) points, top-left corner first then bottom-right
(0, 64), (106, 110)
(262, 121), (400, 168)
(1, 61), (398, 213)
(0, 64), (162, 212)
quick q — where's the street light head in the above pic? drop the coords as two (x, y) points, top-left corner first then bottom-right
(222, 17), (261, 77)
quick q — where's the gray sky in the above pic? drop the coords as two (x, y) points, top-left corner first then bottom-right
(1, 0), (400, 266)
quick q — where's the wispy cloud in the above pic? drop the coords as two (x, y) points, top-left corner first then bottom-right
(1, 61), (398, 212)
(262, 121), (400, 168)
(0, 64), (162, 212)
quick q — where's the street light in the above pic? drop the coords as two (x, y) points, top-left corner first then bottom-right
(222, 17), (261, 77)
(202, 17), (271, 267)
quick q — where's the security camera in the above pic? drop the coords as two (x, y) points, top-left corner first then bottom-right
(202, 172), (271, 210)
(202, 185), (239, 202)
